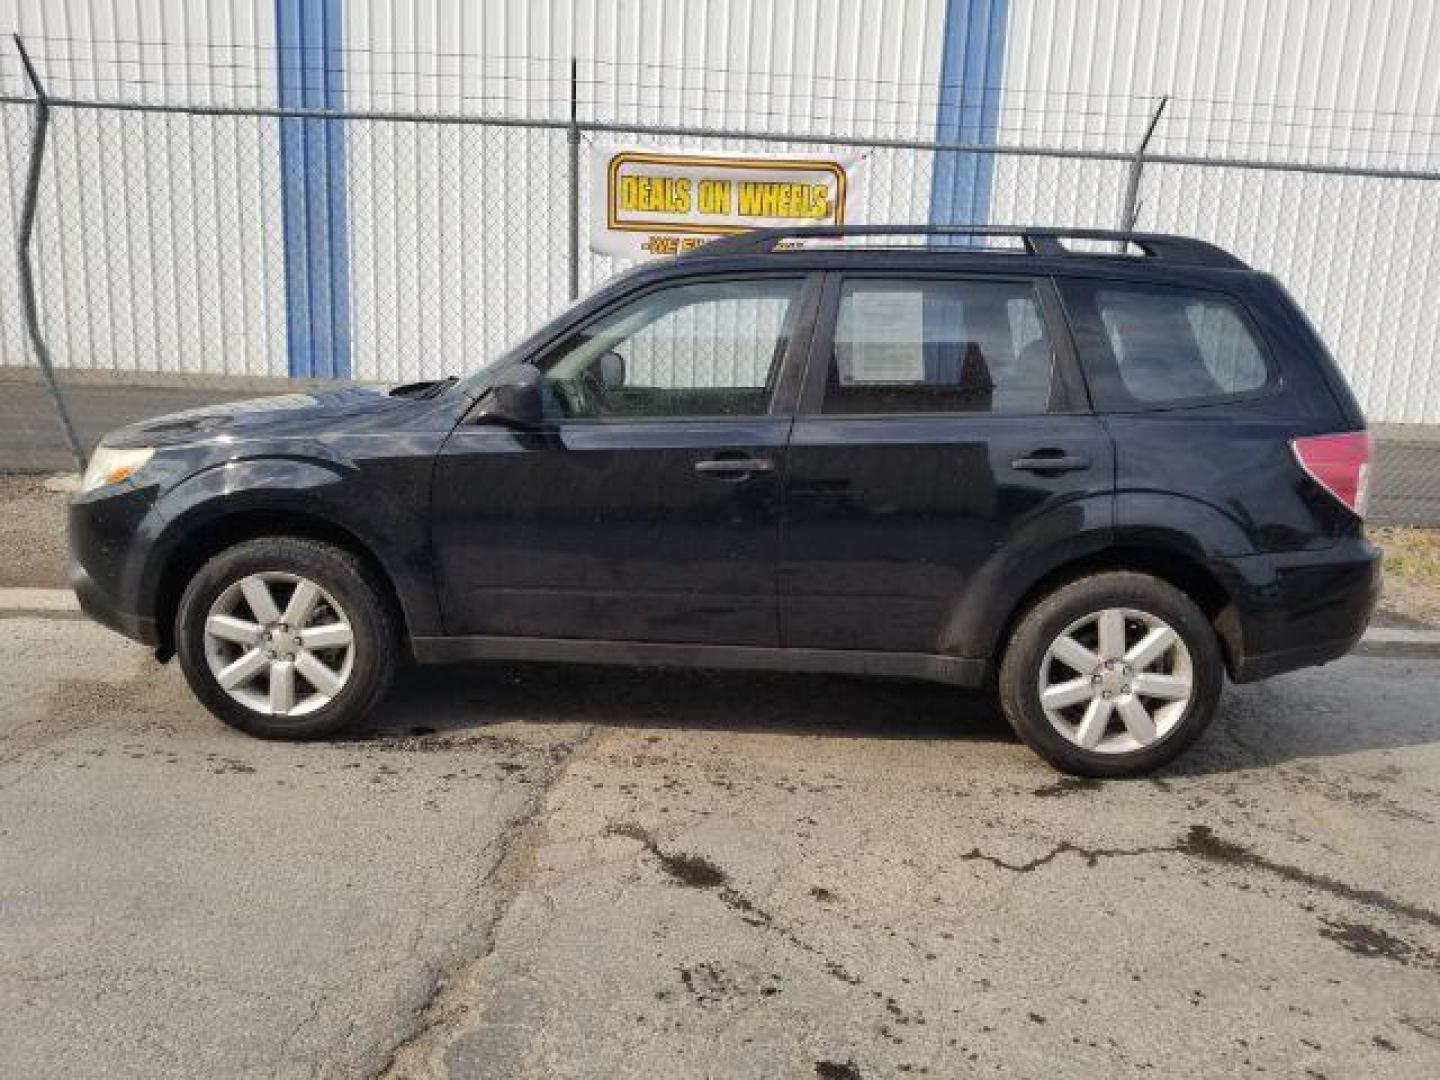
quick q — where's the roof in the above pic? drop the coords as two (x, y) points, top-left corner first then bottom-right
(684, 226), (1249, 271)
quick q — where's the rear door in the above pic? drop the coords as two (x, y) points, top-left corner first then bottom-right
(432, 273), (819, 645)
(779, 271), (1114, 654)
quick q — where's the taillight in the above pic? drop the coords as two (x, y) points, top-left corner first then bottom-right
(1291, 431), (1370, 517)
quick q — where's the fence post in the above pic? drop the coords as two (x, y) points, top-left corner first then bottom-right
(567, 56), (581, 301)
(13, 34), (86, 473)
(1119, 95), (1169, 232)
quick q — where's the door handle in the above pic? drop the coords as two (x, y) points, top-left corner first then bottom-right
(1010, 452), (1091, 473)
(694, 456), (774, 476)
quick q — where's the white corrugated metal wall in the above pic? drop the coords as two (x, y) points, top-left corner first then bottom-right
(340, 0), (949, 382)
(2, 1), (1439, 422)
(993, 0), (1440, 423)
(0, 1), (288, 377)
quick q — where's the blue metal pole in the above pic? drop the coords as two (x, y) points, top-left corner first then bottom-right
(275, 0), (350, 378)
(928, 0), (1009, 232)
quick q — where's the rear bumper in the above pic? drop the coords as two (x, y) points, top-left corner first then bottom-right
(1213, 539), (1381, 683)
(1228, 633), (1363, 683)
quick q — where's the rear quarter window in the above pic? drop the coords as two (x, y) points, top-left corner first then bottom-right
(1058, 279), (1276, 410)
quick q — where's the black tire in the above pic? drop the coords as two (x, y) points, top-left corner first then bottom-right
(175, 536), (397, 740)
(998, 571), (1223, 778)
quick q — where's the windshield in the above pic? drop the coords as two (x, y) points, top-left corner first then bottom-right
(454, 264), (658, 396)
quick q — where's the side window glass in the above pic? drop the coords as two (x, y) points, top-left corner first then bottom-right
(1186, 301), (1269, 392)
(539, 279), (804, 419)
(1065, 281), (1274, 407)
(822, 279), (1055, 415)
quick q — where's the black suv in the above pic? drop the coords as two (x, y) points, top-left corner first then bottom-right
(68, 226), (1379, 776)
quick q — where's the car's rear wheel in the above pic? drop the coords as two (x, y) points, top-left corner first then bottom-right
(998, 571), (1223, 777)
(175, 537), (396, 739)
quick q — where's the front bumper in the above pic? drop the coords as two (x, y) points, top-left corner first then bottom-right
(69, 554), (159, 646)
(67, 480), (165, 648)
(1214, 538), (1382, 683)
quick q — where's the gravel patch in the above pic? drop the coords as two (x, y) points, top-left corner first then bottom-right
(0, 475), (68, 589)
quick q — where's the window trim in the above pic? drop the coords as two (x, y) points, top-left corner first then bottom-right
(526, 271), (823, 425)
(795, 271), (1085, 420)
(1054, 277), (1284, 414)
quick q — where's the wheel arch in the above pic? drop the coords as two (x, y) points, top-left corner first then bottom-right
(991, 545), (1241, 677)
(151, 508), (412, 659)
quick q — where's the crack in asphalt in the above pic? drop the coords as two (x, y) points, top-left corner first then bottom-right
(963, 824), (1440, 934)
(274, 992), (327, 1078)
(606, 821), (730, 889)
(960, 839), (1178, 872)
(368, 724), (600, 1080)
(1181, 825), (1440, 931)
(607, 822), (878, 995)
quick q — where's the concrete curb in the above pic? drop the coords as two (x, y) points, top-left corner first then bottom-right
(0, 588), (84, 621)
(0, 588), (80, 613)
(1360, 626), (1440, 645)
(2, 589), (1439, 658)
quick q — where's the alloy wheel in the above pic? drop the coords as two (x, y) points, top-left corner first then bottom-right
(1037, 607), (1194, 754)
(202, 572), (355, 717)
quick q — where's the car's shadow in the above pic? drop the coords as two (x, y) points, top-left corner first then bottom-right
(359, 660), (1015, 745)
(349, 658), (1440, 776)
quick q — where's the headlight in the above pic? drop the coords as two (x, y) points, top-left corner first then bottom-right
(80, 446), (155, 493)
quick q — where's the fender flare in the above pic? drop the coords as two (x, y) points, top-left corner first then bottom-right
(140, 454), (440, 639)
(937, 494), (1115, 658)
(938, 491), (1247, 661)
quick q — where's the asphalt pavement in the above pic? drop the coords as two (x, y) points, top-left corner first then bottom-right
(0, 377), (273, 474)
(4, 373), (1440, 1076)
(2, 605), (1439, 1078)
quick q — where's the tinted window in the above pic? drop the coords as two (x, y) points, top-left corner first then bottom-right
(1061, 280), (1273, 408)
(540, 278), (804, 419)
(823, 279), (1055, 415)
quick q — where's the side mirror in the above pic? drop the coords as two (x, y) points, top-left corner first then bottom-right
(598, 350), (626, 390)
(475, 363), (544, 428)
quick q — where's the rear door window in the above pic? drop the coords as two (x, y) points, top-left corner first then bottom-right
(1058, 279), (1275, 409)
(820, 278), (1056, 415)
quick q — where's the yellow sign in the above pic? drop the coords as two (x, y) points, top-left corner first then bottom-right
(591, 146), (866, 259)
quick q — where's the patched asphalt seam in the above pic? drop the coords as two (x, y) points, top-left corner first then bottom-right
(369, 723), (600, 1080)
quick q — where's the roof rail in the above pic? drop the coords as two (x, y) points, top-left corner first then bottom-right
(687, 225), (1248, 269)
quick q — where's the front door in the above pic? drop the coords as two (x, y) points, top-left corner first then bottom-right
(780, 272), (1114, 654)
(433, 274), (817, 645)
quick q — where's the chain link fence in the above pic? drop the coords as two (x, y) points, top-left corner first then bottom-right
(1, 40), (1438, 524)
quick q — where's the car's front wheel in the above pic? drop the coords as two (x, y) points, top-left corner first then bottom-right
(175, 536), (397, 739)
(998, 571), (1223, 777)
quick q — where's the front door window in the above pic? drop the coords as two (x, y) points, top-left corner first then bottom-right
(539, 278), (806, 419)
